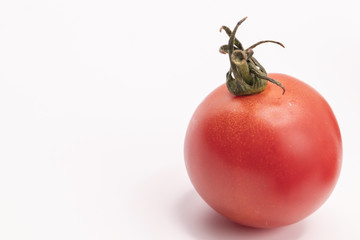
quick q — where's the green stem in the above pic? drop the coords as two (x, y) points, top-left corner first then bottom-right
(219, 17), (285, 96)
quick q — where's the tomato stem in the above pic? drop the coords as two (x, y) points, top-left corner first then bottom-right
(220, 17), (286, 96)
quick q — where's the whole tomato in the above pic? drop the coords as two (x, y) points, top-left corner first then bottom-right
(184, 18), (342, 228)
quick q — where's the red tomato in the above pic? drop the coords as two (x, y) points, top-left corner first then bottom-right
(184, 73), (342, 228)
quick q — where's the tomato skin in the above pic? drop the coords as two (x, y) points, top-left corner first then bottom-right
(184, 73), (342, 228)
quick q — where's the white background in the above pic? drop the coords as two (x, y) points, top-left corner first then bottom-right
(0, 1), (359, 239)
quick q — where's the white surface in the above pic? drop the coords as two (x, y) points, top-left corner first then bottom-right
(0, 1), (359, 239)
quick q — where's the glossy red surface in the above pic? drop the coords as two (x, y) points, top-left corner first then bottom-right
(184, 73), (342, 228)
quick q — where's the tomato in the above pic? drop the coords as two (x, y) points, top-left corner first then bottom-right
(184, 73), (342, 228)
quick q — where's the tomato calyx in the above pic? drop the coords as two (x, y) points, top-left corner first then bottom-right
(220, 17), (286, 96)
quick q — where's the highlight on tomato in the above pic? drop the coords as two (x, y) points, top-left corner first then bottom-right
(184, 17), (342, 228)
